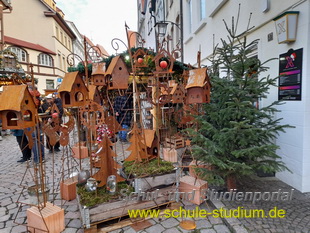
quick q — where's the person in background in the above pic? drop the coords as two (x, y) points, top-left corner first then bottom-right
(43, 93), (63, 152)
(12, 129), (32, 163)
(0, 120), (2, 141)
(113, 91), (133, 142)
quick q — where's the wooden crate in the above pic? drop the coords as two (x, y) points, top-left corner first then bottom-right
(179, 175), (208, 205)
(163, 147), (178, 163)
(72, 143), (88, 159)
(165, 137), (185, 149)
(77, 186), (174, 230)
(60, 176), (78, 201)
(133, 172), (176, 192)
(27, 202), (64, 233)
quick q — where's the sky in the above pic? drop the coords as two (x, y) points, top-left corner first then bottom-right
(56, 0), (138, 55)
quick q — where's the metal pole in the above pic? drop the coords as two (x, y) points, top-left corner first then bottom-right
(180, 0), (184, 63)
(125, 24), (137, 123)
(0, 4), (3, 51)
(83, 36), (89, 89)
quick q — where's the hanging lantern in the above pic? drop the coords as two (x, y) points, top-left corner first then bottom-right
(273, 11), (299, 44)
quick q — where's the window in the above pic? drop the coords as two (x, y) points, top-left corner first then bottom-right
(55, 26), (59, 39)
(176, 15), (180, 44)
(62, 56), (66, 71)
(60, 31), (63, 43)
(200, 0), (206, 20)
(188, 0), (193, 33)
(170, 27), (174, 49)
(46, 79), (55, 89)
(147, 18), (153, 35)
(64, 36), (67, 47)
(58, 54), (62, 69)
(8, 47), (27, 62)
(38, 53), (53, 67)
(68, 39), (71, 50)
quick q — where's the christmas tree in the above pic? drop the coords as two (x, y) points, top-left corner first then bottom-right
(92, 135), (124, 187)
(188, 16), (292, 186)
(125, 123), (150, 162)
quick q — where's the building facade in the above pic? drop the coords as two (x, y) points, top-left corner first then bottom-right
(3, 0), (76, 93)
(140, 0), (310, 192)
(66, 20), (85, 66)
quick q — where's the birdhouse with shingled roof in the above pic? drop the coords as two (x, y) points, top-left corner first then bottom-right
(105, 56), (129, 90)
(185, 68), (211, 104)
(58, 71), (89, 108)
(91, 62), (106, 86)
(0, 85), (37, 129)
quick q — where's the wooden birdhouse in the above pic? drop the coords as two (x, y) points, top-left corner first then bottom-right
(169, 80), (185, 104)
(88, 85), (101, 105)
(91, 62), (106, 86)
(105, 56), (129, 90)
(58, 71), (89, 108)
(0, 85), (37, 129)
(143, 129), (158, 156)
(185, 68), (211, 104)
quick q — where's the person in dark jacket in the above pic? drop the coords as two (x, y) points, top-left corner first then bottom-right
(12, 129), (32, 162)
(113, 93), (133, 142)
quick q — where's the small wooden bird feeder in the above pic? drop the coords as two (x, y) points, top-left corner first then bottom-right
(105, 55), (129, 90)
(91, 62), (106, 86)
(185, 68), (211, 104)
(169, 80), (185, 104)
(58, 71), (89, 108)
(0, 85), (37, 129)
(143, 129), (158, 156)
(153, 48), (175, 74)
(132, 48), (148, 69)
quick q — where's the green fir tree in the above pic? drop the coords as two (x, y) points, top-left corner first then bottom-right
(189, 16), (292, 186)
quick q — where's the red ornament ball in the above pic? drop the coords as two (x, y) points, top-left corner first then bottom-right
(52, 112), (58, 118)
(160, 60), (168, 69)
(137, 58), (143, 64)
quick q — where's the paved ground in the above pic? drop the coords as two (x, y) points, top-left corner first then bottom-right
(221, 176), (310, 233)
(1, 132), (309, 233)
(0, 133), (230, 233)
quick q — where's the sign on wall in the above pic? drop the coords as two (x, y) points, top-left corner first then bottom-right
(278, 48), (303, 101)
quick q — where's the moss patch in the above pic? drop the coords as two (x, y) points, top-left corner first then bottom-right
(77, 182), (133, 207)
(123, 159), (175, 177)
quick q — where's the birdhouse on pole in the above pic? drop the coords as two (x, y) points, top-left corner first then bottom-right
(88, 85), (101, 105)
(185, 68), (211, 104)
(105, 56), (129, 90)
(58, 71), (89, 108)
(0, 85), (37, 129)
(91, 62), (106, 86)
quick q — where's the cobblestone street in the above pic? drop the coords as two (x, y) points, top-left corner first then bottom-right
(1, 133), (310, 233)
(0, 133), (231, 233)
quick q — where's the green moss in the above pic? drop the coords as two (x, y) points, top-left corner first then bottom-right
(123, 159), (175, 177)
(77, 182), (133, 207)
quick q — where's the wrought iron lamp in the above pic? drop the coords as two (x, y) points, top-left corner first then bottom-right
(156, 20), (181, 38)
(156, 21), (169, 37)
